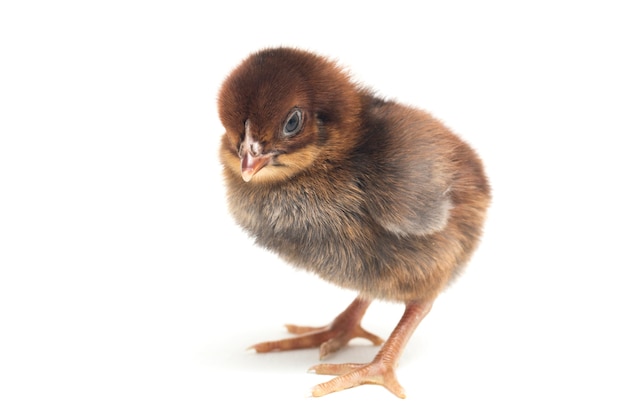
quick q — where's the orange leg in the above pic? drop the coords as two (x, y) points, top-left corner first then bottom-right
(250, 297), (384, 359)
(309, 299), (434, 398)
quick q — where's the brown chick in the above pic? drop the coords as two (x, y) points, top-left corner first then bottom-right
(217, 47), (490, 398)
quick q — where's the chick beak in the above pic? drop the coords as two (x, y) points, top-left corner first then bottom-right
(241, 151), (270, 182)
(239, 120), (270, 182)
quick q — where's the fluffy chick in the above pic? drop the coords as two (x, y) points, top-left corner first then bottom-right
(218, 47), (490, 398)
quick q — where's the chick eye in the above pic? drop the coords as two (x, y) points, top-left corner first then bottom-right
(282, 108), (303, 137)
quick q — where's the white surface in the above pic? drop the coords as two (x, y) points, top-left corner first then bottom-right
(1, 1), (625, 415)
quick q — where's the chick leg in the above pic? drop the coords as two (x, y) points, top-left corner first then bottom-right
(309, 299), (433, 398)
(250, 297), (384, 359)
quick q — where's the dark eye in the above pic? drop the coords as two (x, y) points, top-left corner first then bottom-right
(282, 108), (303, 137)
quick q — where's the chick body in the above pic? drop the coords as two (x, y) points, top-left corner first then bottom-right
(218, 47), (490, 397)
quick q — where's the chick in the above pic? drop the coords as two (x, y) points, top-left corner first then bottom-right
(217, 47), (490, 398)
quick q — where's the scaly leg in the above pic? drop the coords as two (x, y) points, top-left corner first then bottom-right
(309, 299), (434, 398)
(250, 297), (384, 359)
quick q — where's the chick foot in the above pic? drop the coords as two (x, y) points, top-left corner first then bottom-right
(309, 359), (405, 398)
(309, 300), (434, 398)
(250, 297), (383, 359)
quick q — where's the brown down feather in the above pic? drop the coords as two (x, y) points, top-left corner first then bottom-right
(218, 47), (490, 303)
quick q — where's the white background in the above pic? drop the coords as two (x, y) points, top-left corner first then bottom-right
(1, 1), (625, 415)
